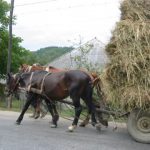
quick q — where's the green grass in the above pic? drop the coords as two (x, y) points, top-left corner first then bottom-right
(0, 99), (32, 113)
(0, 99), (126, 123)
(59, 107), (89, 121)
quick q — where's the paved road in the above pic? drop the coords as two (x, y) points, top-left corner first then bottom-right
(0, 111), (149, 150)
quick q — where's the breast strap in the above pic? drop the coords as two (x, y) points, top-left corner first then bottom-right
(27, 72), (51, 94)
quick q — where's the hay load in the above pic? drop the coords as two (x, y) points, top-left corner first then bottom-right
(104, 0), (150, 111)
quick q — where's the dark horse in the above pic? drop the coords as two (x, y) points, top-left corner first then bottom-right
(6, 70), (97, 131)
(18, 64), (65, 119)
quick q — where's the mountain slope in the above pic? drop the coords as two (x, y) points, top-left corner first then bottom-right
(28, 46), (73, 65)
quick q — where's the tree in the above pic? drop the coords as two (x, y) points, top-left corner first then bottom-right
(0, 0), (31, 108)
(7, 0), (14, 73)
(73, 42), (100, 72)
(0, 0), (10, 28)
(0, 0), (30, 78)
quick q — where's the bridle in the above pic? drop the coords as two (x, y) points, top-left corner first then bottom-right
(6, 75), (21, 96)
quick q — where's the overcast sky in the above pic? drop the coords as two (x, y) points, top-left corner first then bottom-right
(7, 0), (121, 51)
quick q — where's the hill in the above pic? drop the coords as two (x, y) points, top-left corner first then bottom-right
(26, 46), (73, 65)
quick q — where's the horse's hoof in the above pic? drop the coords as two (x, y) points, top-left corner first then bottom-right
(99, 119), (108, 127)
(40, 112), (47, 118)
(79, 123), (86, 127)
(68, 125), (76, 132)
(16, 121), (21, 125)
(55, 115), (59, 122)
(50, 124), (57, 128)
(34, 115), (40, 119)
(113, 126), (117, 131)
(91, 122), (97, 127)
(95, 123), (101, 131)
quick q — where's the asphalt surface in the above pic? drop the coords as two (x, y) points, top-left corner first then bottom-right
(0, 110), (149, 150)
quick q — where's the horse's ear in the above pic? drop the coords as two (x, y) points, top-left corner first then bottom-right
(7, 72), (11, 78)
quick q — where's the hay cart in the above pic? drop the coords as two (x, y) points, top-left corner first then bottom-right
(126, 108), (150, 144)
(96, 106), (150, 144)
(93, 78), (149, 144)
(102, 0), (150, 144)
(60, 98), (150, 144)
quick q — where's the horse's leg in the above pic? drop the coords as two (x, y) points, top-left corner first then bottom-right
(79, 95), (91, 127)
(44, 99), (57, 128)
(82, 85), (97, 126)
(81, 100), (97, 127)
(34, 98), (41, 119)
(69, 100), (82, 132)
(88, 102), (97, 126)
(40, 100), (48, 118)
(68, 84), (83, 131)
(79, 113), (90, 127)
(52, 101), (59, 122)
(29, 98), (37, 118)
(72, 100), (82, 126)
(68, 99), (82, 132)
(16, 92), (36, 125)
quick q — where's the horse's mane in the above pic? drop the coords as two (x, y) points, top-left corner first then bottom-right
(19, 64), (64, 73)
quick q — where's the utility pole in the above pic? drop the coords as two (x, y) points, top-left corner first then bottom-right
(7, 0), (14, 109)
(7, 0), (14, 73)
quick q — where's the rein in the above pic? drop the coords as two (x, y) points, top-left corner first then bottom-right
(10, 76), (21, 94)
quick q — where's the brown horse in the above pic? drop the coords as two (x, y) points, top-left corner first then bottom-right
(19, 64), (65, 73)
(18, 64), (65, 119)
(18, 64), (103, 127)
(19, 64), (108, 127)
(6, 70), (97, 131)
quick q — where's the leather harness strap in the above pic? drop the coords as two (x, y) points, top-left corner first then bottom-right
(27, 72), (34, 92)
(24, 65), (32, 72)
(28, 66), (32, 72)
(40, 72), (51, 93)
(27, 72), (51, 94)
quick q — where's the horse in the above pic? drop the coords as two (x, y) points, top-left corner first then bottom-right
(19, 63), (65, 73)
(19, 64), (108, 127)
(18, 64), (108, 127)
(6, 70), (97, 131)
(18, 64), (65, 119)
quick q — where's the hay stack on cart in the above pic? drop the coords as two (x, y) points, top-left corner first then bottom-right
(103, 0), (150, 143)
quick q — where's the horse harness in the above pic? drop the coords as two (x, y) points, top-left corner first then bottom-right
(27, 72), (52, 95)
(23, 65), (32, 72)
(21, 64), (51, 94)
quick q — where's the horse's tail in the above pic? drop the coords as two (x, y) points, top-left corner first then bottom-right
(91, 73), (107, 107)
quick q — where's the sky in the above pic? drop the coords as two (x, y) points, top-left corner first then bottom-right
(7, 0), (122, 51)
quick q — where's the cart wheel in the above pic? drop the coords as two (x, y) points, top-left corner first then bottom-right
(127, 108), (150, 144)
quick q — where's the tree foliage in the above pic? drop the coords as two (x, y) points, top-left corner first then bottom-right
(0, 0), (30, 77)
(25, 46), (73, 65)
(73, 43), (100, 72)
(0, 0), (10, 28)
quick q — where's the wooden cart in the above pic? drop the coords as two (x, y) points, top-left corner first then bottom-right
(60, 98), (150, 144)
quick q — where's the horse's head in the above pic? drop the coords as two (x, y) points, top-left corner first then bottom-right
(5, 73), (21, 96)
(19, 64), (30, 73)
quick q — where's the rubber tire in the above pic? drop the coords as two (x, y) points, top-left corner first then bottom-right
(127, 108), (150, 144)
